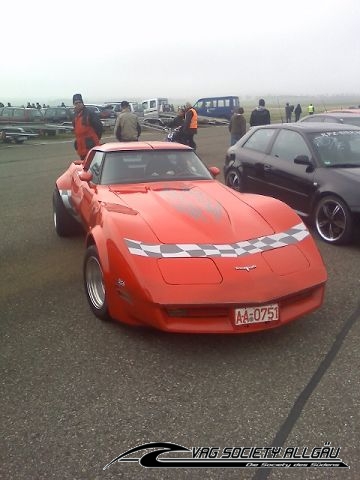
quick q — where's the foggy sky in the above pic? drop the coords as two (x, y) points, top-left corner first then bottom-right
(2, 0), (360, 105)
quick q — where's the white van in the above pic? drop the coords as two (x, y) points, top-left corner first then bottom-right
(141, 98), (169, 118)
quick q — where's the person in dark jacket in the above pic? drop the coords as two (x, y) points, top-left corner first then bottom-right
(72, 93), (103, 160)
(294, 104), (302, 122)
(285, 102), (292, 123)
(229, 107), (246, 145)
(168, 108), (186, 144)
(249, 98), (271, 127)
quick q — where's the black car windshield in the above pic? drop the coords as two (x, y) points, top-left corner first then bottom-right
(309, 130), (360, 167)
(100, 150), (213, 184)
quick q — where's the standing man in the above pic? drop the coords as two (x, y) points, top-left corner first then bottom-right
(294, 104), (302, 122)
(229, 107), (246, 145)
(250, 99), (271, 127)
(308, 103), (315, 115)
(114, 101), (141, 142)
(72, 93), (103, 160)
(285, 102), (292, 123)
(183, 102), (198, 150)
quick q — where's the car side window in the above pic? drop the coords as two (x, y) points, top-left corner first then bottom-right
(88, 151), (104, 184)
(271, 130), (312, 161)
(323, 117), (340, 123)
(13, 109), (23, 119)
(242, 129), (276, 153)
(303, 116), (324, 122)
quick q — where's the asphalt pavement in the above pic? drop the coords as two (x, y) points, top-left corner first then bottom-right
(1, 127), (359, 480)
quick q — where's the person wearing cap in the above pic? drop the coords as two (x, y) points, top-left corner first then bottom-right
(249, 98), (271, 127)
(72, 93), (103, 160)
(114, 101), (141, 142)
(183, 102), (198, 150)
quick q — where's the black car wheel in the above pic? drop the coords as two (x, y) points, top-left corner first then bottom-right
(314, 195), (353, 245)
(53, 188), (81, 237)
(225, 167), (243, 192)
(84, 246), (110, 321)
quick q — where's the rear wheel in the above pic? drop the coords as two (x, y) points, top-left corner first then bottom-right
(53, 188), (81, 237)
(225, 167), (243, 192)
(83, 246), (110, 321)
(314, 195), (353, 244)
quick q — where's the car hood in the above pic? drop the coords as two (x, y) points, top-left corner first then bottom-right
(329, 166), (360, 180)
(110, 181), (278, 244)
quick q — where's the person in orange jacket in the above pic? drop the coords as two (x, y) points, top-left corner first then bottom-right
(183, 102), (198, 150)
(72, 93), (103, 160)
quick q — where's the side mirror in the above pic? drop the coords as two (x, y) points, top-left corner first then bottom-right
(79, 170), (93, 182)
(209, 166), (220, 177)
(294, 155), (312, 166)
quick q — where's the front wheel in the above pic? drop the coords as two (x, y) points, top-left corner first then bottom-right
(83, 246), (110, 321)
(225, 167), (243, 192)
(53, 188), (81, 237)
(314, 195), (353, 245)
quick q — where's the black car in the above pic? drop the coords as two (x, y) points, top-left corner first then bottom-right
(42, 106), (74, 124)
(299, 112), (360, 127)
(224, 122), (360, 245)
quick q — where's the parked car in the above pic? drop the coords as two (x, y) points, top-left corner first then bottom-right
(53, 141), (326, 333)
(0, 126), (39, 144)
(85, 104), (116, 128)
(224, 122), (360, 245)
(42, 106), (74, 124)
(0, 106), (43, 125)
(299, 112), (360, 127)
(103, 102), (142, 116)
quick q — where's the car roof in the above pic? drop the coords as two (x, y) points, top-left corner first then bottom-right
(303, 112), (360, 119)
(328, 108), (360, 114)
(94, 141), (192, 153)
(252, 122), (360, 133)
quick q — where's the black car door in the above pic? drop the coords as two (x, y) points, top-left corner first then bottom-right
(239, 128), (277, 195)
(259, 129), (317, 215)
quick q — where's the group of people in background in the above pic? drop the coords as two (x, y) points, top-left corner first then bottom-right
(72, 94), (199, 160)
(0, 101), (51, 109)
(227, 99), (319, 146)
(284, 102), (303, 122)
(3, 93), (321, 157)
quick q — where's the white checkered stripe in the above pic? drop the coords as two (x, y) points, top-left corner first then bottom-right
(59, 190), (73, 210)
(125, 222), (310, 258)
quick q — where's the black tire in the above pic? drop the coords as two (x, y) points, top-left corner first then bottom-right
(314, 195), (353, 245)
(15, 139), (24, 144)
(83, 246), (110, 321)
(225, 167), (243, 192)
(53, 188), (81, 237)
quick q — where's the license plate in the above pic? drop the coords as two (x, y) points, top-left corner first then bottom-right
(234, 303), (279, 325)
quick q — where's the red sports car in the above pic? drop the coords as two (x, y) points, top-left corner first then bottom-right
(53, 141), (327, 333)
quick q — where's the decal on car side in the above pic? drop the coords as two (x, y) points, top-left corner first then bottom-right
(125, 222), (309, 258)
(59, 189), (81, 221)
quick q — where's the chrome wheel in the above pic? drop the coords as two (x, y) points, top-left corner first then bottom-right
(85, 255), (105, 310)
(225, 168), (243, 192)
(315, 196), (352, 244)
